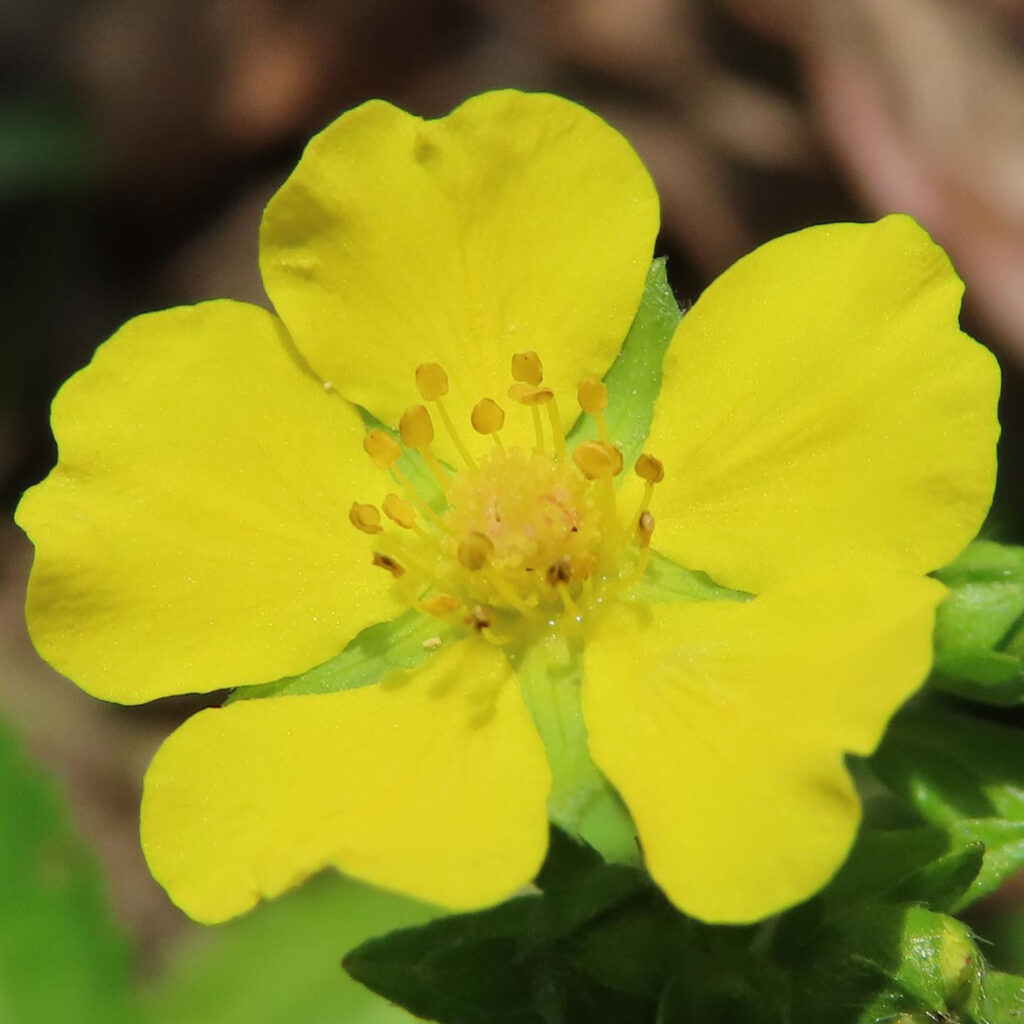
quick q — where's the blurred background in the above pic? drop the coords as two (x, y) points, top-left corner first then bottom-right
(2, 0), (1024, 1019)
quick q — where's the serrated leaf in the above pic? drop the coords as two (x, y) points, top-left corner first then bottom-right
(229, 609), (454, 702)
(146, 873), (434, 1024)
(822, 825), (981, 913)
(870, 703), (1024, 824)
(0, 717), (141, 1024)
(567, 257), (681, 470)
(344, 896), (542, 1024)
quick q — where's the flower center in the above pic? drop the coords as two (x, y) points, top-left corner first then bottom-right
(350, 352), (663, 644)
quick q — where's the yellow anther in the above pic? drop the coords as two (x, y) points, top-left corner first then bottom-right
(382, 493), (417, 529)
(371, 552), (406, 578)
(415, 363), (449, 401)
(635, 453), (665, 484)
(422, 594), (463, 617)
(467, 604), (493, 630)
(573, 440), (623, 480)
(471, 398), (505, 435)
(363, 429), (402, 468)
(518, 386), (553, 407)
(399, 405), (435, 449)
(511, 350), (543, 385)
(458, 532), (494, 571)
(545, 556), (573, 587)
(349, 502), (383, 534)
(637, 510), (655, 548)
(577, 378), (608, 415)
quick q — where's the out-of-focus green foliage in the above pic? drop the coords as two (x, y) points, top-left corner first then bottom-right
(145, 872), (436, 1024)
(0, 717), (141, 1024)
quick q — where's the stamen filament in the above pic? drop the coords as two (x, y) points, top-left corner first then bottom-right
(545, 397), (567, 459)
(486, 569), (537, 615)
(390, 464), (446, 528)
(556, 583), (579, 618)
(434, 397), (478, 470)
(420, 446), (452, 495)
(532, 405), (545, 454)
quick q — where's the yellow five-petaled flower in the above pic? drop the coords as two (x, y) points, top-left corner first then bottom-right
(16, 91), (999, 926)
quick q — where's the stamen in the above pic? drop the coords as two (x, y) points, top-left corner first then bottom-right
(578, 377), (610, 443)
(509, 383), (549, 453)
(363, 429), (402, 468)
(420, 593), (463, 617)
(458, 532), (494, 571)
(414, 363), (449, 401)
(556, 584), (579, 618)
(531, 390), (567, 459)
(349, 502), (383, 534)
(486, 570), (537, 614)
(372, 552), (406, 578)
(634, 452), (665, 518)
(545, 556), (573, 587)
(416, 362), (477, 470)
(572, 441), (623, 543)
(511, 350), (543, 386)
(636, 510), (655, 548)
(572, 441), (622, 480)
(382, 493), (428, 538)
(399, 405), (451, 495)
(471, 398), (506, 451)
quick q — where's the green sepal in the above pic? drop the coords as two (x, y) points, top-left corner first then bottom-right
(228, 609), (455, 702)
(0, 716), (142, 1024)
(567, 257), (681, 471)
(789, 904), (984, 1024)
(974, 971), (1024, 1023)
(627, 550), (750, 605)
(513, 635), (638, 863)
(931, 541), (1024, 705)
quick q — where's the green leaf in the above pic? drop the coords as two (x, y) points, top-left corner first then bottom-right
(514, 637), (638, 863)
(931, 541), (1024, 704)
(870, 703), (1024, 824)
(345, 831), (660, 1023)
(229, 609), (454, 701)
(790, 904), (984, 1024)
(529, 829), (648, 949)
(567, 257), (681, 470)
(344, 896), (542, 1024)
(821, 825), (988, 913)
(147, 873), (434, 1024)
(0, 716), (141, 1024)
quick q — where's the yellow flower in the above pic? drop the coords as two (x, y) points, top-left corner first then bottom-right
(16, 91), (999, 926)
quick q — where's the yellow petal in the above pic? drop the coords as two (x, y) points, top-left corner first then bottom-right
(141, 637), (551, 922)
(16, 301), (399, 704)
(582, 568), (945, 923)
(648, 215), (1000, 593)
(260, 90), (658, 452)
